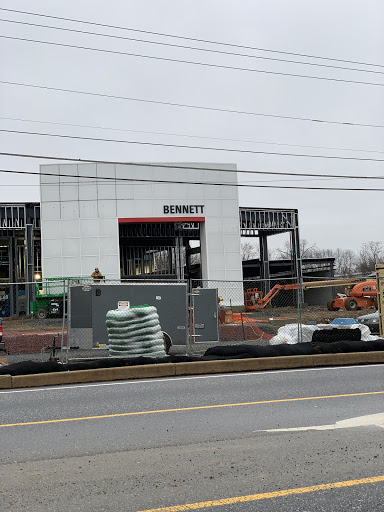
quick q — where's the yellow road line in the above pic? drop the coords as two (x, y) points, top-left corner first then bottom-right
(136, 475), (384, 512)
(1, 390), (383, 428)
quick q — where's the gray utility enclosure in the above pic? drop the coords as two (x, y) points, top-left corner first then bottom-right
(191, 288), (219, 343)
(68, 282), (219, 349)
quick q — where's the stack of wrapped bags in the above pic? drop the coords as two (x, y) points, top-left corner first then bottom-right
(106, 305), (166, 357)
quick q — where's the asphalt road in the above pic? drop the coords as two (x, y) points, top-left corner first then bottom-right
(1, 364), (383, 511)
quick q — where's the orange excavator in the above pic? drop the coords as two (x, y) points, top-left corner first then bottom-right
(244, 279), (377, 311)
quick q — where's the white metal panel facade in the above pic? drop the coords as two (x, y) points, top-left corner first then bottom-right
(40, 162), (242, 282)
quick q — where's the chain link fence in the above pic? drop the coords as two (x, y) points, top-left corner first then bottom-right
(191, 278), (300, 352)
(65, 278), (193, 362)
(0, 279), (67, 364)
(0, 276), (379, 364)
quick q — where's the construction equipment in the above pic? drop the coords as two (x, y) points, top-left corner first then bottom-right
(244, 279), (370, 311)
(245, 285), (295, 310)
(375, 264), (384, 337)
(327, 280), (377, 311)
(31, 276), (94, 319)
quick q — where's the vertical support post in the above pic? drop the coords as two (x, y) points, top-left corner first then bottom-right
(175, 236), (184, 280)
(199, 221), (209, 281)
(186, 242), (192, 281)
(330, 257), (336, 304)
(167, 247), (173, 275)
(259, 235), (270, 295)
(241, 312), (246, 341)
(291, 212), (303, 342)
(61, 278), (67, 363)
(25, 223), (34, 316)
(9, 237), (16, 316)
(375, 264), (384, 338)
(187, 291), (195, 357)
(175, 240), (180, 280)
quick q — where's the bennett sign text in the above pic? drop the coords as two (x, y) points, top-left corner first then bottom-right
(163, 205), (204, 214)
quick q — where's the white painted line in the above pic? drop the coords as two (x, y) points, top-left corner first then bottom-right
(0, 363), (382, 395)
(257, 412), (384, 432)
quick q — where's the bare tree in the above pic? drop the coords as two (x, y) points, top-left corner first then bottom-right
(334, 248), (357, 276)
(356, 241), (384, 274)
(275, 238), (318, 259)
(190, 252), (201, 265)
(154, 249), (170, 273)
(312, 247), (334, 258)
(241, 241), (258, 261)
(267, 247), (279, 259)
(269, 238), (384, 278)
(244, 238), (384, 278)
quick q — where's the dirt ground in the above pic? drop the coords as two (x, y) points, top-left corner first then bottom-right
(1, 305), (378, 359)
(248, 304), (376, 325)
(1, 317), (64, 332)
(1, 305), (375, 332)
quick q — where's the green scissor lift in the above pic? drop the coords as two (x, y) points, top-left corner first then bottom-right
(30, 277), (91, 319)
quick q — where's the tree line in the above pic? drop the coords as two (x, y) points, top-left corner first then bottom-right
(241, 239), (383, 276)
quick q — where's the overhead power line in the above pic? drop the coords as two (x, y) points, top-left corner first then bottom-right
(3, 128), (384, 163)
(1, 151), (383, 181)
(13, 174), (345, 186)
(0, 167), (383, 192)
(3, 35), (384, 88)
(1, 172), (347, 186)
(3, 115), (383, 155)
(1, 18), (383, 76)
(2, 81), (383, 130)
(1, 7), (383, 69)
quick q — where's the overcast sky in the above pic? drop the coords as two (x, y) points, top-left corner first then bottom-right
(1, 0), (383, 253)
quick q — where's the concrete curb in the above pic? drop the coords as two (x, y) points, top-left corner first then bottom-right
(174, 355), (315, 376)
(11, 363), (175, 389)
(0, 375), (12, 389)
(312, 351), (384, 367)
(1, 352), (384, 389)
